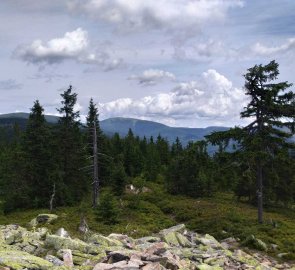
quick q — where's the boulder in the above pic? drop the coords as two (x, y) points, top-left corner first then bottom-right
(55, 228), (70, 238)
(196, 264), (223, 270)
(159, 224), (186, 236)
(142, 262), (166, 270)
(136, 236), (161, 245)
(61, 249), (74, 267)
(144, 242), (168, 256)
(195, 234), (221, 249)
(57, 249), (106, 266)
(0, 225), (26, 245)
(93, 263), (114, 270)
(162, 232), (180, 246)
(29, 214), (58, 227)
(175, 232), (192, 247)
(0, 250), (53, 270)
(45, 234), (104, 255)
(242, 235), (268, 251)
(88, 233), (123, 247)
(45, 255), (64, 266)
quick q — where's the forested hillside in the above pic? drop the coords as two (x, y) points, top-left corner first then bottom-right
(0, 61), (295, 265)
(0, 113), (229, 147)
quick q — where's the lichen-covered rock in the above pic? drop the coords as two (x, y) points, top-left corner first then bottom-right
(0, 225), (26, 245)
(175, 232), (192, 247)
(45, 255), (64, 266)
(0, 250), (53, 270)
(162, 232), (179, 246)
(136, 236), (161, 245)
(159, 224), (186, 236)
(37, 214), (58, 224)
(56, 249), (105, 266)
(88, 233), (123, 247)
(29, 214), (58, 227)
(195, 234), (221, 249)
(196, 264), (223, 270)
(0, 221), (294, 270)
(242, 235), (268, 251)
(45, 234), (103, 255)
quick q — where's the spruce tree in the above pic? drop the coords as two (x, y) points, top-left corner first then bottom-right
(56, 85), (87, 205)
(241, 60), (295, 223)
(23, 100), (53, 207)
(207, 60), (295, 223)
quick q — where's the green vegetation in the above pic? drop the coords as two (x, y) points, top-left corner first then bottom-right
(1, 184), (295, 260)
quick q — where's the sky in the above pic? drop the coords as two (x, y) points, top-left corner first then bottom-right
(0, 0), (294, 127)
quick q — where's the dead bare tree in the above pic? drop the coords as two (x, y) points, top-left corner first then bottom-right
(49, 182), (56, 212)
(92, 121), (99, 208)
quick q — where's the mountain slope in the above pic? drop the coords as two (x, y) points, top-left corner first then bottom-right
(0, 112), (59, 123)
(100, 117), (229, 145)
(0, 113), (228, 145)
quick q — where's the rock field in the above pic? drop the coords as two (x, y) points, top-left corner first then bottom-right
(0, 214), (294, 270)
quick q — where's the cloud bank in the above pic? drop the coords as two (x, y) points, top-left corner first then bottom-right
(68, 0), (243, 35)
(100, 69), (247, 126)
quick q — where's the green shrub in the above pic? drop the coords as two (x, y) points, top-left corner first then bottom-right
(95, 190), (119, 225)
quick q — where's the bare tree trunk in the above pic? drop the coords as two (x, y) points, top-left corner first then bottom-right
(257, 162), (263, 223)
(49, 182), (56, 212)
(78, 215), (89, 235)
(92, 122), (99, 207)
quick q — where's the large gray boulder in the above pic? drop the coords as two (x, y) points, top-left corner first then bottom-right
(29, 213), (58, 227)
(0, 250), (53, 270)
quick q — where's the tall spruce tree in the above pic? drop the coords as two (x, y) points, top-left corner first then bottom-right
(0, 125), (27, 212)
(241, 60), (295, 223)
(56, 85), (87, 205)
(207, 60), (295, 223)
(23, 100), (53, 208)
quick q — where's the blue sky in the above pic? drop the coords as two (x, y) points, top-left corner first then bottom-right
(0, 0), (294, 127)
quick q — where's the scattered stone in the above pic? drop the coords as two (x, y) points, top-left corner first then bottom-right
(45, 234), (103, 255)
(242, 235), (268, 251)
(93, 263), (114, 270)
(142, 262), (165, 270)
(88, 233), (123, 247)
(0, 225), (26, 245)
(62, 249), (74, 267)
(45, 255), (64, 266)
(55, 228), (70, 238)
(270, 244), (279, 251)
(1, 222), (295, 270)
(125, 184), (140, 194)
(277, 252), (289, 258)
(159, 224), (186, 236)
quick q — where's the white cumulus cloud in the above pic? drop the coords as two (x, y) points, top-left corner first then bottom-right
(100, 69), (247, 126)
(14, 28), (123, 71)
(252, 37), (295, 55)
(128, 69), (176, 86)
(68, 0), (243, 35)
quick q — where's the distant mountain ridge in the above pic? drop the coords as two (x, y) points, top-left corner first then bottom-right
(0, 113), (228, 145)
(0, 112), (59, 124)
(100, 117), (229, 145)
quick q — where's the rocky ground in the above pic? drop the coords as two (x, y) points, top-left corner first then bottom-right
(0, 214), (294, 270)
